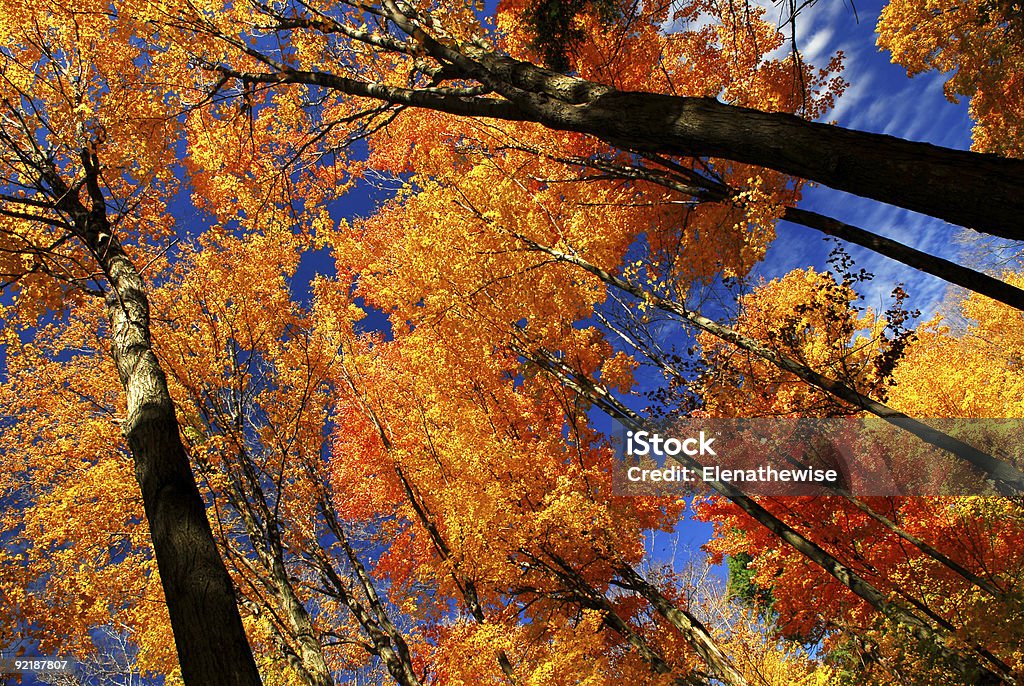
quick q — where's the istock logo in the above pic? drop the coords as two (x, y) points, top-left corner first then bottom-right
(625, 430), (716, 457)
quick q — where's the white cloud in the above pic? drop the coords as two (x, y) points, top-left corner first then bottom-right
(748, 0), (981, 322)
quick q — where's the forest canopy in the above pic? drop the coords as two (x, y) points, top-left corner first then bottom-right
(1, 0), (1023, 685)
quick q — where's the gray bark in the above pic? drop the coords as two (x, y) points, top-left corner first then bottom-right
(76, 150), (263, 686)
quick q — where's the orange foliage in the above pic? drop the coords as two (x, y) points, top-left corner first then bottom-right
(695, 270), (1024, 682)
(9, 0), (1022, 683)
(878, 0), (1024, 156)
(697, 268), (895, 417)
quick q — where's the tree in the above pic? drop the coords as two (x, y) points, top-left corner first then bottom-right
(693, 270), (1024, 683)
(3, 224), (758, 685)
(4, 0), (1024, 684)
(0, 5), (261, 683)
(137, 0), (1024, 491)
(150, 0), (1024, 237)
(313, 108), (1019, 679)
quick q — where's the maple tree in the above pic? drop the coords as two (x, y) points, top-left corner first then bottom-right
(2, 225), (751, 685)
(2, 0), (1024, 684)
(135, 0), (1024, 315)
(304, 11), (1020, 670)
(142, 0), (1024, 238)
(0, 4), (261, 684)
(690, 270), (1024, 683)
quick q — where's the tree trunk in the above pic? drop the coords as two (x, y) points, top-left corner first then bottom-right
(269, 554), (334, 686)
(509, 86), (1024, 240)
(75, 149), (262, 686)
(238, 47), (1024, 238)
(784, 208), (1024, 311)
(570, 154), (1024, 312)
(616, 564), (749, 686)
(100, 251), (263, 686)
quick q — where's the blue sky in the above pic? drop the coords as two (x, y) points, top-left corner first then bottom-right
(755, 0), (1018, 317)
(2, 1), (1014, 679)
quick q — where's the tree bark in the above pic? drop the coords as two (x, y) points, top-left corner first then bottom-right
(531, 91), (1024, 240)
(222, 465), (333, 686)
(318, 501), (422, 686)
(568, 153), (1024, 312)
(227, 49), (1024, 239)
(268, 554), (333, 686)
(75, 151), (262, 686)
(784, 207), (1024, 312)
(100, 251), (263, 685)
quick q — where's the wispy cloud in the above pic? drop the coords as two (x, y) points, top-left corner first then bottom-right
(752, 0), (980, 320)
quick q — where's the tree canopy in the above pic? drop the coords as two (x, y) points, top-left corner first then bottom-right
(1, 0), (1023, 685)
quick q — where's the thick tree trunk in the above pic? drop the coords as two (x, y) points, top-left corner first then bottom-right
(72, 150), (262, 686)
(574, 153), (1024, 312)
(510, 88), (1024, 240)
(240, 46), (1024, 238)
(100, 247), (263, 686)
